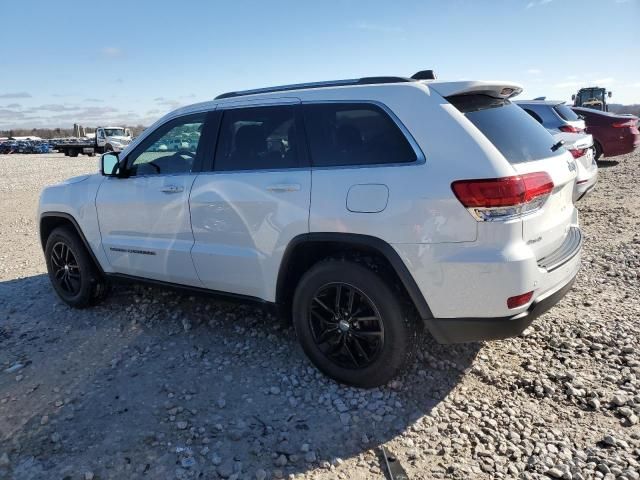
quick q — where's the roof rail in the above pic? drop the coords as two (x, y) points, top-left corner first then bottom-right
(214, 76), (415, 100)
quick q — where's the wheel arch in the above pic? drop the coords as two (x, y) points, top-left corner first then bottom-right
(39, 212), (104, 275)
(276, 233), (433, 321)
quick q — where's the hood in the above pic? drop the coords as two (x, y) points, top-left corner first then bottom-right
(60, 174), (92, 185)
(107, 135), (131, 142)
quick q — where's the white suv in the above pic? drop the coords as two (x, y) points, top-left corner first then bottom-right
(38, 73), (582, 387)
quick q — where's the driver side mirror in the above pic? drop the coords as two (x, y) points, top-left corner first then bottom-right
(101, 152), (120, 176)
(608, 91), (612, 98)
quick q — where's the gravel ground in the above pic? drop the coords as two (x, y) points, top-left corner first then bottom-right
(0, 152), (639, 480)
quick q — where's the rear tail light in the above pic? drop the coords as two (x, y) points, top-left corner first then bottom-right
(559, 125), (583, 133)
(569, 148), (586, 159)
(451, 172), (554, 221)
(612, 121), (633, 128)
(507, 291), (533, 309)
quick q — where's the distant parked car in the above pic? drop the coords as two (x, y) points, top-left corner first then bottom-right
(550, 131), (597, 201)
(572, 107), (640, 160)
(515, 100), (586, 133)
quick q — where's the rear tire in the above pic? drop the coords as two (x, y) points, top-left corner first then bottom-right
(44, 227), (109, 308)
(292, 260), (416, 388)
(68, 148), (78, 158)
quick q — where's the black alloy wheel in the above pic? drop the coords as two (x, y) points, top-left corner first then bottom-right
(293, 259), (416, 388)
(44, 226), (110, 308)
(309, 283), (384, 369)
(50, 241), (82, 296)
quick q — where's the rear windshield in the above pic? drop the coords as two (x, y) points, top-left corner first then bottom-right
(553, 104), (580, 122)
(448, 94), (564, 163)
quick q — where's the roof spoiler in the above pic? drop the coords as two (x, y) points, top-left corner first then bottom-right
(429, 81), (523, 99)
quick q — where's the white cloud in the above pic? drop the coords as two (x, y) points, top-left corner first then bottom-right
(593, 77), (615, 86)
(526, 0), (553, 8)
(101, 47), (122, 58)
(0, 92), (31, 99)
(553, 81), (582, 89)
(352, 20), (404, 33)
(553, 77), (615, 89)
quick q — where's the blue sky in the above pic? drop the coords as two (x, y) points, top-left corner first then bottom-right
(1, 0), (638, 129)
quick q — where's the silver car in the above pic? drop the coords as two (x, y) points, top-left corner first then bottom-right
(550, 131), (598, 201)
(516, 100), (586, 133)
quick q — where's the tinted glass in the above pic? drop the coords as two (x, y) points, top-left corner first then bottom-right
(304, 103), (416, 167)
(448, 95), (564, 164)
(523, 108), (543, 124)
(127, 113), (205, 176)
(553, 104), (580, 121)
(214, 106), (299, 171)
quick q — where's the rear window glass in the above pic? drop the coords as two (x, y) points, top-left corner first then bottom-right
(448, 95), (564, 163)
(303, 103), (417, 167)
(553, 104), (580, 122)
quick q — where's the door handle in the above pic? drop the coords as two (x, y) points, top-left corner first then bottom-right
(160, 185), (184, 194)
(266, 183), (301, 193)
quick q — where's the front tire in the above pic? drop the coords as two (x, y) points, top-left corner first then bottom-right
(292, 260), (416, 388)
(44, 227), (108, 308)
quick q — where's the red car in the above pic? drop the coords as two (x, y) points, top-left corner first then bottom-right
(572, 107), (640, 160)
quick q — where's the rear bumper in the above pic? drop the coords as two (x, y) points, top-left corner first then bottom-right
(602, 135), (639, 157)
(425, 272), (577, 343)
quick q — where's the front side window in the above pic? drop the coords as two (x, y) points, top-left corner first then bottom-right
(127, 113), (206, 176)
(303, 103), (417, 167)
(214, 106), (299, 171)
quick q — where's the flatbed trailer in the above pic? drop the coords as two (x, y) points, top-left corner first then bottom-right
(53, 126), (132, 157)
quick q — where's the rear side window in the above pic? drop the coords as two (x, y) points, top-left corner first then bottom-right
(214, 105), (300, 171)
(448, 95), (564, 163)
(303, 103), (417, 167)
(553, 104), (580, 122)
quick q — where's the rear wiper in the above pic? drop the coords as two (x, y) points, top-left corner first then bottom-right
(550, 140), (564, 152)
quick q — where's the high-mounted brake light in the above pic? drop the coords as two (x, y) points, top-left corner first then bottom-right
(558, 125), (582, 133)
(569, 148), (586, 159)
(451, 172), (554, 221)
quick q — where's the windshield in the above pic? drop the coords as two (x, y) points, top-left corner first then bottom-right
(448, 94), (565, 164)
(103, 128), (126, 137)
